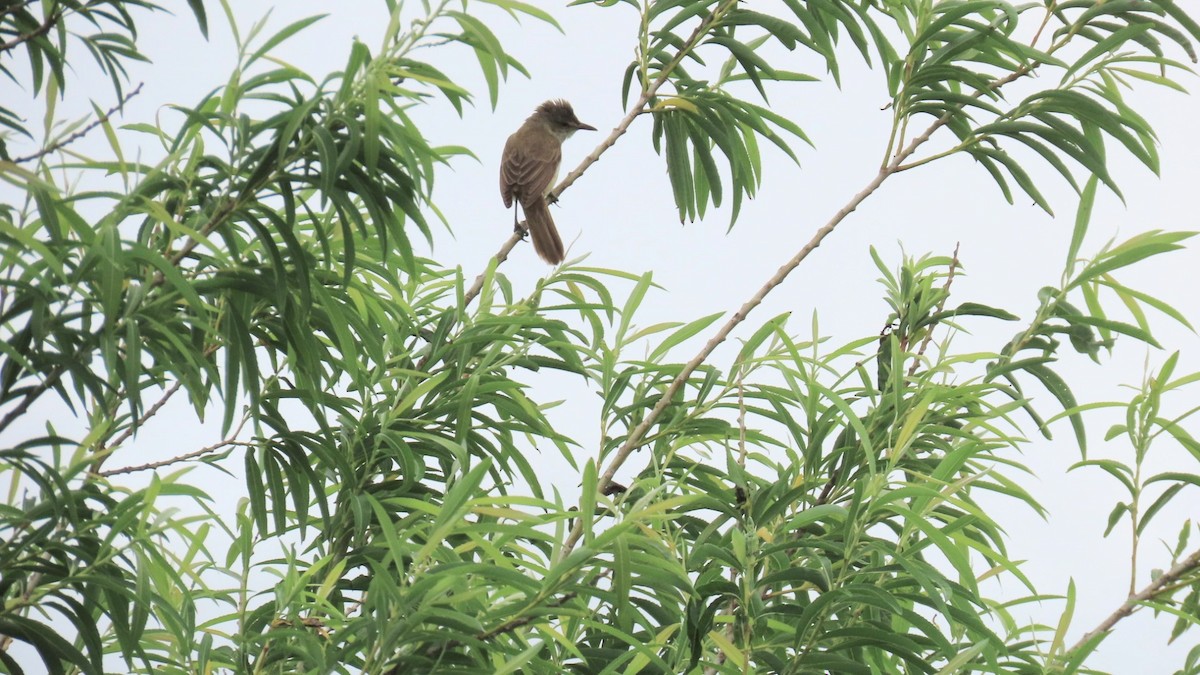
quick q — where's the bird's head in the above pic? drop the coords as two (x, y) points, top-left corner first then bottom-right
(535, 99), (596, 140)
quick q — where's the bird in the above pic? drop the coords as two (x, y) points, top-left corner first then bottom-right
(500, 99), (596, 265)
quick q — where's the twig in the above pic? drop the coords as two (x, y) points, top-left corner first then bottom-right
(99, 413), (252, 477)
(0, 8), (59, 53)
(13, 83), (144, 164)
(462, 0), (740, 307)
(411, 567), (616, 667)
(479, 591), (579, 642)
(107, 381), (183, 451)
(89, 380), (184, 474)
(155, 197), (240, 283)
(1064, 547), (1200, 659)
(736, 368), (748, 468)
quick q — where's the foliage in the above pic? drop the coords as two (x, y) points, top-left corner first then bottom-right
(2, 0), (1199, 673)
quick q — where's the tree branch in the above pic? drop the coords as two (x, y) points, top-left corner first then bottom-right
(0, 7), (59, 54)
(1065, 547), (1200, 659)
(561, 55), (1040, 558)
(410, 591), (580, 668)
(89, 380), (183, 475)
(13, 83), (143, 164)
(560, 142), (913, 554)
(99, 412), (252, 478)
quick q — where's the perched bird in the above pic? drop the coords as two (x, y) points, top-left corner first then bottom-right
(500, 99), (596, 264)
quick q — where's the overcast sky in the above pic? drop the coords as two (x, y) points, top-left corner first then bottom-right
(5, 1), (1200, 671)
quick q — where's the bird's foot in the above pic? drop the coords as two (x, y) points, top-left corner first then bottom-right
(546, 191), (559, 206)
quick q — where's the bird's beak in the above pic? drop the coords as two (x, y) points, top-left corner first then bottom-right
(576, 121), (597, 131)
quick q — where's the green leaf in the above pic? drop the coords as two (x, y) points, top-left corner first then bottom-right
(248, 15), (327, 68)
(928, 302), (1019, 323)
(1025, 362), (1086, 453)
(1072, 230), (1195, 289)
(186, 0), (210, 38)
(648, 311), (723, 362)
(1067, 314), (1160, 348)
(0, 615), (93, 675)
(1138, 483), (1186, 534)
(1050, 578), (1077, 656)
(1067, 174), (1098, 270)
(1070, 459), (1135, 493)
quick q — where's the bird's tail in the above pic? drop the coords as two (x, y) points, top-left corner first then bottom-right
(522, 199), (565, 265)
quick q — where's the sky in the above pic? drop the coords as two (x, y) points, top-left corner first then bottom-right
(4, 0), (1200, 671)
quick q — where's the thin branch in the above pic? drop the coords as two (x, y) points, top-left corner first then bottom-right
(13, 83), (144, 164)
(462, 0), (740, 307)
(0, 8), (59, 53)
(412, 591), (581, 666)
(736, 368), (748, 468)
(108, 380), (183, 450)
(99, 413), (251, 477)
(478, 591), (578, 642)
(89, 380), (184, 474)
(561, 58), (1039, 559)
(562, 145), (909, 555)
(1065, 547), (1200, 658)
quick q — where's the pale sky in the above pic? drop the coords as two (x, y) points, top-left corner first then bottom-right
(5, 1), (1200, 671)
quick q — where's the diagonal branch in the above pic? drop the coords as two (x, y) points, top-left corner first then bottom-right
(1065, 546), (1200, 659)
(89, 380), (184, 475)
(560, 65), (1038, 557)
(99, 412), (252, 477)
(0, 7), (59, 53)
(13, 83), (144, 164)
(559, 131), (929, 555)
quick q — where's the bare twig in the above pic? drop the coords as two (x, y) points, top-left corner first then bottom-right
(88, 380), (184, 475)
(106, 381), (183, 451)
(99, 413), (251, 477)
(462, 0), (740, 306)
(13, 83), (144, 164)
(1065, 547), (1200, 659)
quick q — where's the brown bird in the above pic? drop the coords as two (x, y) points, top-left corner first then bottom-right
(500, 100), (596, 264)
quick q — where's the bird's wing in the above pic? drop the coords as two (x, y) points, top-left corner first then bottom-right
(500, 131), (562, 207)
